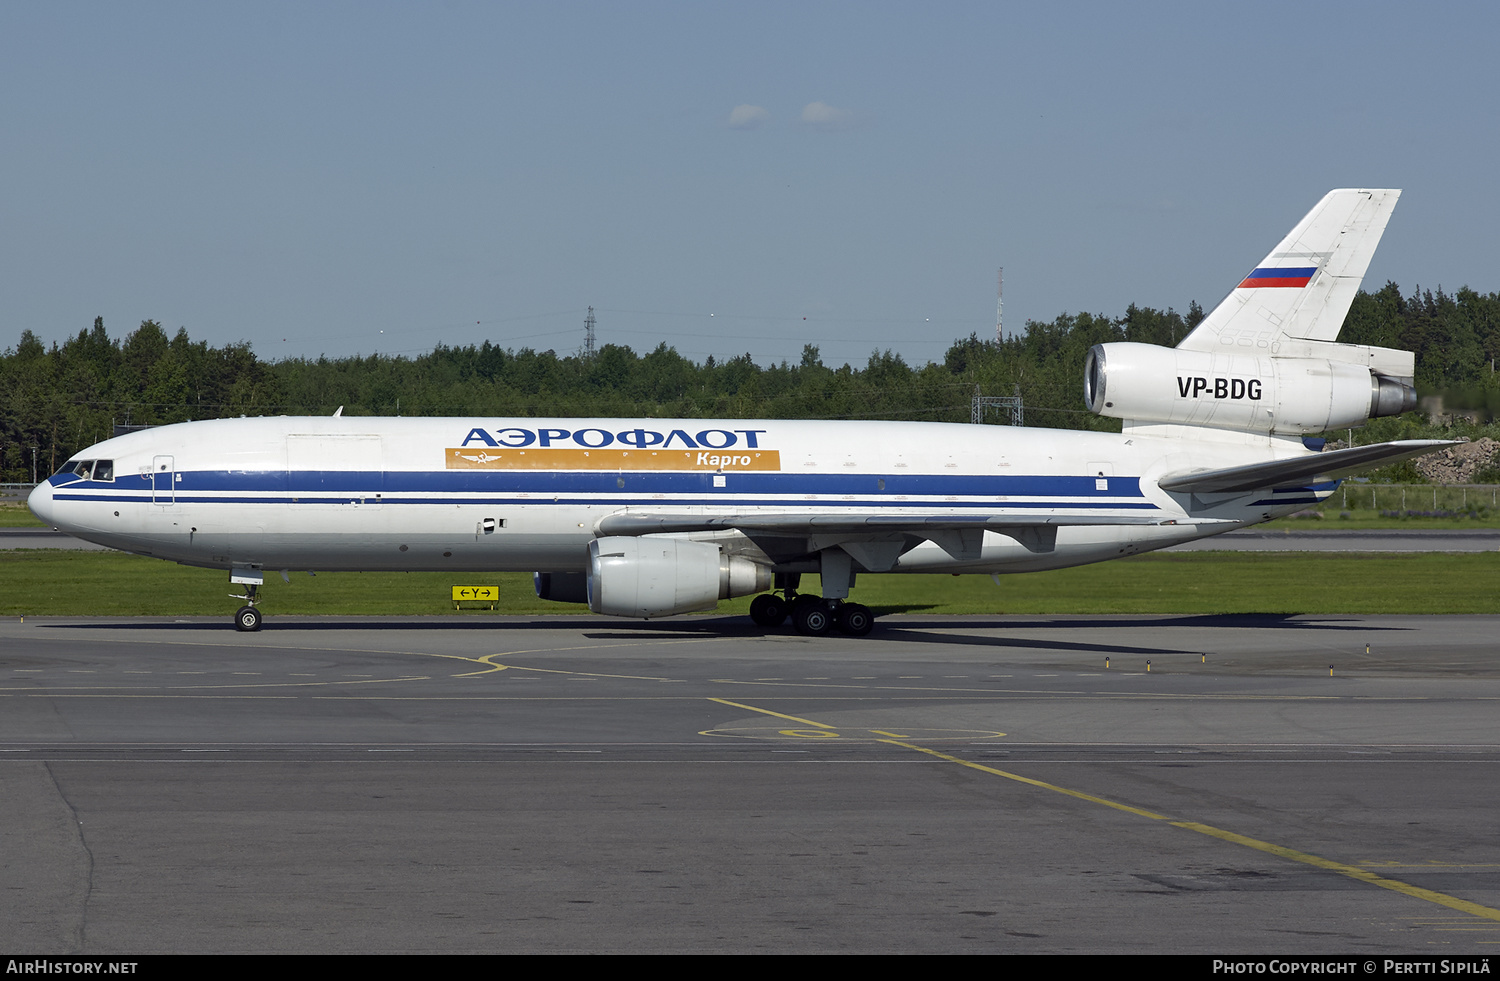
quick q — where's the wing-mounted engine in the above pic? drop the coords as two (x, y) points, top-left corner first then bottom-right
(587, 536), (772, 618)
(1084, 341), (1416, 436)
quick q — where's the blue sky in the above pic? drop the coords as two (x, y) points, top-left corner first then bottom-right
(4, 1), (1496, 368)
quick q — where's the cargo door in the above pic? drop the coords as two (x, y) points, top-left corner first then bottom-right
(287, 434), (385, 508)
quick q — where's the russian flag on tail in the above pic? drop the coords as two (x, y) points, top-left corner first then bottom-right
(1238, 266), (1317, 289)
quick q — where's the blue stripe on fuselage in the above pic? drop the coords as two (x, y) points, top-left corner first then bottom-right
(166, 469), (1149, 498)
(55, 493), (1160, 510)
(52, 469), (1157, 511)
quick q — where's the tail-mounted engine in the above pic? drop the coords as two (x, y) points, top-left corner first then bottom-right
(1084, 342), (1417, 435)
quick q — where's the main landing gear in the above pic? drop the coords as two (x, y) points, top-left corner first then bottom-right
(748, 591), (874, 637)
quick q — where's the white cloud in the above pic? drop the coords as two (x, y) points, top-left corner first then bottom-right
(727, 104), (770, 130)
(799, 101), (853, 131)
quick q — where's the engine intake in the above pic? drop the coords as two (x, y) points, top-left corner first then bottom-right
(534, 571), (588, 604)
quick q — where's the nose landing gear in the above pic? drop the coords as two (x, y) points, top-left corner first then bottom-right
(230, 567), (264, 632)
(235, 602), (262, 632)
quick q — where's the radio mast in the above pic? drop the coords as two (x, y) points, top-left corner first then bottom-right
(584, 307), (597, 359)
(995, 268), (1003, 342)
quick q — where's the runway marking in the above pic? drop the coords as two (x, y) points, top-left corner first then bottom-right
(698, 673), (1381, 699)
(709, 698), (835, 729)
(701, 726), (1005, 741)
(0, 631), (724, 679)
(1169, 821), (1500, 923)
(4, 676), (431, 693)
(16, 630), (725, 677)
(10, 666), (1459, 703)
(714, 696), (1500, 924)
(1362, 861), (1500, 868)
(471, 661), (685, 682)
(890, 740), (1169, 819)
(456, 638), (718, 678)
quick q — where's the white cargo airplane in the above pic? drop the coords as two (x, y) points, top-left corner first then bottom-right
(29, 189), (1452, 634)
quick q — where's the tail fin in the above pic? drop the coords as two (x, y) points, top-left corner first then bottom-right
(1177, 188), (1400, 353)
(1084, 189), (1416, 437)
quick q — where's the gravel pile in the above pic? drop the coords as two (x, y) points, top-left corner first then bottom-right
(1412, 437), (1499, 483)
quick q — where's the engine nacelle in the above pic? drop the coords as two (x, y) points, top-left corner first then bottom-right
(587, 536), (773, 618)
(1083, 342), (1416, 435)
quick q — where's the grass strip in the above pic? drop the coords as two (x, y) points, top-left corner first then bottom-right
(0, 505), (45, 528)
(1, 550), (1495, 617)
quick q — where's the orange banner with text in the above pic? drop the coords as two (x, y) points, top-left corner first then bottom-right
(446, 448), (781, 472)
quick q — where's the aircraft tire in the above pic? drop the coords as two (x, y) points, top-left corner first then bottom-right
(235, 606), (262, 632)
(792, 602), (832, 636)
(749, 593), (789, 628)
(835, 603), (873, 636)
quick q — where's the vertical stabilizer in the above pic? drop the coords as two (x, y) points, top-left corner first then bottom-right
(1177, 188), (1400, 353)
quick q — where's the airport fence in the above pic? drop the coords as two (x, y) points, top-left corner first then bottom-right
(1336, 484), (1500, 515)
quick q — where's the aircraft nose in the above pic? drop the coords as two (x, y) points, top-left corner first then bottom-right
(27, 479), (56, 526)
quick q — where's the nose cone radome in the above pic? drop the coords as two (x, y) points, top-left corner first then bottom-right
(27, 479), (56, 526)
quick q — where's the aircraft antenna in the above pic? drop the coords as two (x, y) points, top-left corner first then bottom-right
(584, 307), (597, 360)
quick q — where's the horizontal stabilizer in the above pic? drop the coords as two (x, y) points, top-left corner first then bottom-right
(1157, 440), (1459, 494)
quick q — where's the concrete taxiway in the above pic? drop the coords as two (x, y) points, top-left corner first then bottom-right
(2, 613), (1499, 954)
(0, 527), (113, 550)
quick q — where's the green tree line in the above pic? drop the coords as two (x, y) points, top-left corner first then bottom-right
(4, 283), (1499, 483)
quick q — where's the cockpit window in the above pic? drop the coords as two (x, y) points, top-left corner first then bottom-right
(56, 459), (112, 480)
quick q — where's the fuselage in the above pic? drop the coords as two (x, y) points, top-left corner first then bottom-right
(27, 415), (1327, 577)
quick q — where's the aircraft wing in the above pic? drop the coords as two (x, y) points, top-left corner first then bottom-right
(596, 512), (1177, 536)
(1157, 439), (1459, 494)
(594, 510), (1204, 561)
